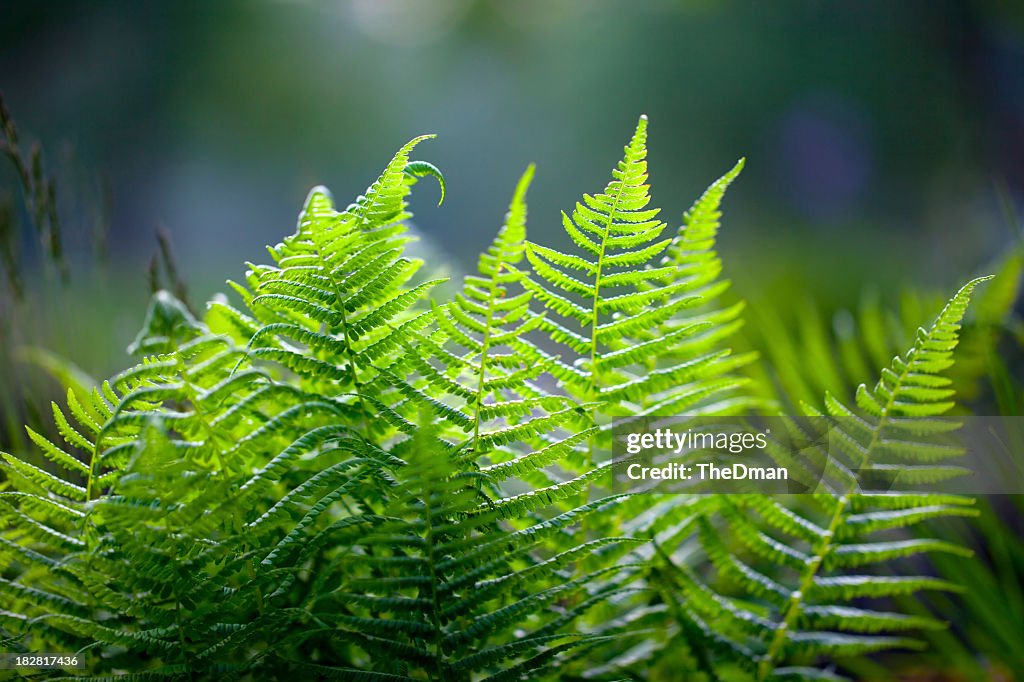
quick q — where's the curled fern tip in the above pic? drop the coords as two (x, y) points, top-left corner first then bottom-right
(404, 159), (446, 206)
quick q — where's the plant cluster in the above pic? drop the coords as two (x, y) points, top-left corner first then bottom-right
(0, 116), (996, 680)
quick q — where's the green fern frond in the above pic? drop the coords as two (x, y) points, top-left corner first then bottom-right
(415, 166), (562, 436)
(638, 158), (758, 415)
(654, 277), (989, 681)
(524, 116), (672, 403)
(523, 118), (752, 471)
(238, 137), (448, 436)
(292, 417), (638, 680)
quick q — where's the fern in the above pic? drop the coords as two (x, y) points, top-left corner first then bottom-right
(238, 135), (448, 437)
(279, 417), (640, 680)
(523, 116), (751, 470)
(407, 164), (582, 448)
(0, 118), (991, 681)
(636, 157), (758, 416)
(654, 277), (990, 681)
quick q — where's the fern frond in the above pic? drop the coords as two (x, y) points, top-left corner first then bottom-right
(413, 166), (572, 442)
(524, 118), (752, 474)
(238, 137), (448, 437)
(300, 418), (638, 679)
(656, 277), (989, 680)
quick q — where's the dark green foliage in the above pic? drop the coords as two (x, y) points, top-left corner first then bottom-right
(0, 117), (995, 681)
(296, 419), (641, 681)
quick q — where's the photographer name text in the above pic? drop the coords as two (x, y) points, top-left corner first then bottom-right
(624, 461), (788, 481)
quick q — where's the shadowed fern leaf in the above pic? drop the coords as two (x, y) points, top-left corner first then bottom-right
(749, 290), (945, 415)
(292, 417), (642, 681)
(655, 277), (990, 681)
(0, 292), (328, 675)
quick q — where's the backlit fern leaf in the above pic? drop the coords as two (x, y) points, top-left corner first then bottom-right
(637, 158), (758, 417)
(402, 165), (589, 469)
(523, 117), (750, 467)
(240, 136), (448, 435)
(525, 116), (671, 401)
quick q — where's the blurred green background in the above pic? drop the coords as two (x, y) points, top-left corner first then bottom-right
(3, 1), (1023, 318)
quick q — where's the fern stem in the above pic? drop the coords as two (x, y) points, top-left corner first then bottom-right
(584, 175), (625, 467)
(470, 267), (501, 450)
(310, 232), (370, 435)
(423, 486), (450, 681)
(85, 433), (101, 502)
(756, 360), (909, 680)
(757, 495), (848, 680)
